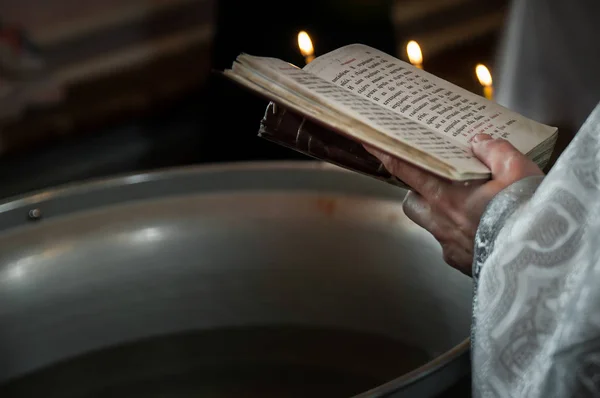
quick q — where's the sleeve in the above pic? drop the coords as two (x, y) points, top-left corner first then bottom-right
(472, 175), (545, 286)
(471, 102), (600, 397)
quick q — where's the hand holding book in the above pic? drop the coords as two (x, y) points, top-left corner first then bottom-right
(223, 43), (555, 272)
(366, 133), (544, 275)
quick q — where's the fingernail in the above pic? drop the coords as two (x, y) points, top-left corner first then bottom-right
(472, 134), (492, 144)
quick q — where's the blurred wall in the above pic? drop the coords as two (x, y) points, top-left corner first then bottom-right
(392, 0), (507, 60)
(495, 0), (600, 132)
(0, 0), (510, 198)
(0, 0), (215, 154)
(0, 0), (216, 198)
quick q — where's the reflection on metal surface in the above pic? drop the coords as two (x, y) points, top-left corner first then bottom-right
(128, 226), (165, 245)
(0, 163), (471, 397)
(2, 243), (73, 284)
(5, 261), (28, 282)
(121, 173), (153, 185)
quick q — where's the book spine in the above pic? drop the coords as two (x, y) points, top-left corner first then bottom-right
(259, 102), (408, 189)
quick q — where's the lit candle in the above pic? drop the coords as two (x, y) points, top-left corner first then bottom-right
(298, 31), (315, 65)
(475, 64), (494, 100)
(406, 40), (423, 69)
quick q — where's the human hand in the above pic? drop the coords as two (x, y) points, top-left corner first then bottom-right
(366, 134), (544, 275)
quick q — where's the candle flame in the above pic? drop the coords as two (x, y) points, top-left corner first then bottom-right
(297, 31), (314, 57)
(475, 64), (493, 87)
(406, 40), (423, 66)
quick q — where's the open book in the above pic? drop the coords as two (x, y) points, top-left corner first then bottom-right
(224, 44), (557, 185)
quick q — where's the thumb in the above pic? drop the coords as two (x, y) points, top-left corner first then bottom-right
(471, 134), (543, 181)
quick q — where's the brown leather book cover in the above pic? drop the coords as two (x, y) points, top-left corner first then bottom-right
(258, 102), (408, 189)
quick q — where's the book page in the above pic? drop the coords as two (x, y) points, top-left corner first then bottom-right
(225, 67), (468, 180)
(305, 44), (557, 155)
(234, 54), (489, 176)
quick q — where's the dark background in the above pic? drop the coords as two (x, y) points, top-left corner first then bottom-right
(2, 1), (599, 395)
(0, 0), (509, 198)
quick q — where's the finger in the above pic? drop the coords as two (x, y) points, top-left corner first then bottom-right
(441, 243), (473, 275)
(363, 144), (386, 159)
(470, 133), (493, 144)
(471, 134), (514, 173)
(403, 192), (473, 249)
(471, 134), (542, 181)
(402, 191), (439, 233)
(364, 146), (452, 203)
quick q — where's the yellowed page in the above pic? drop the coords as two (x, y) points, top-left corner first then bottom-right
(233, 54), (490, 176)
(305, 44), (557, 156)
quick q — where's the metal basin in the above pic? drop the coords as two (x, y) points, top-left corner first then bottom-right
(0, 162), (472, 397)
